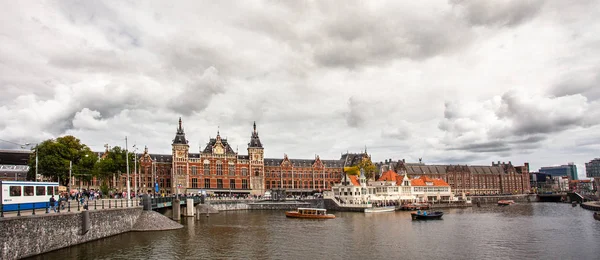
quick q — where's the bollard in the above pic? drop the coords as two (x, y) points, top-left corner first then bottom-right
(102, 200), (105, 209)
(68, 201), (71, 212)
(173, 199), (181, 221)
(121, 199), (123, 208)
(185, 198), (194, 217)
(142, 194), (151, 211)
(94, 200), (97, 210)
(109, 200), (111, 209)
(78, 202), (80, 211)
(17, 204), (21, 216)
(32, 204), (36, 215)
(82, 211), (91, 235)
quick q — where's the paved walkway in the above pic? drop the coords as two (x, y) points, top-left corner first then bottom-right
(1, 198), (141, 218)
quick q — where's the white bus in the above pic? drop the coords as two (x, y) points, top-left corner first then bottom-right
(1, 181), (59, 212)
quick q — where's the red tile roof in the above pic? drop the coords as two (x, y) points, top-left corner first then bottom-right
(378, 170), (399, 182)
(410, 176), (450, 187)
(348, 175), (360, 186)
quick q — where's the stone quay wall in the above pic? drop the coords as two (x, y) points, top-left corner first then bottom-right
(0, 208), (142, 260)
(323, 199), (367, 212)
(470, 194), (537, 204)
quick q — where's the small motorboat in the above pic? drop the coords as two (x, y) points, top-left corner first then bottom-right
(572, 201), (578, 207)
(498, 200), (515, 206)
(594, 212), (600, 221)
(285, 208), (335, 219)
(411, 211), (443, 220)
(364, 206), (396, 213)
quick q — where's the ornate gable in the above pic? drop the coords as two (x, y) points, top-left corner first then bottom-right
(281, 154), (292, 167)
(313, 155), (324, 168)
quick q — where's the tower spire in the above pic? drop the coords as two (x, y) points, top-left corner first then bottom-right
(253, 121), (257, 133)
(178, 117), (182, 131)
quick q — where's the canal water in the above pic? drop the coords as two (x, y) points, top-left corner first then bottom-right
(27, 203), (600, 260)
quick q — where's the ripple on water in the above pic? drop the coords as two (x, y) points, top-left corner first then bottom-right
(24, 204), (600, 260)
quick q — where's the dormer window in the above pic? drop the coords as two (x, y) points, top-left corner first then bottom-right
(426, 182), (433, 186)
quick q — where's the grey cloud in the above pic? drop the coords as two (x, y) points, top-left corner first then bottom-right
(57, 0), (142, 49)
(238, 1), (472, 69)
(509, 135), (547, 144)
(168, 67), (225, 116)
(550, 69), (600, 101)
(381, 128), (411, 141)
(439, 90), (599, 155)
(450, 0), (546, 27)
(345, 97), (367, 128)
(448, 141), (511, 153)
(496, 91), (587, 136)
(312, 9), (471, 68)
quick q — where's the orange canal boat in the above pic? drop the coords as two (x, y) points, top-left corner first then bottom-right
(285, 208), (336, 219)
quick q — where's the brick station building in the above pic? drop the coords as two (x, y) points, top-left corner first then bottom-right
(135, 118), (366, 196)
(375, 159), (531, 195)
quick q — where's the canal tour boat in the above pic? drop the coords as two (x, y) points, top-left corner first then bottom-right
(594, 212), (600, 221)
(498, 200), (516, 206)
(364, 206), (396, 213)
(285, 208), (336, 219)
(411, 211), (444, 220)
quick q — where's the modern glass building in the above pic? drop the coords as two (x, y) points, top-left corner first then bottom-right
(585, 158), (600, 178)
(539, 163), (578, 180)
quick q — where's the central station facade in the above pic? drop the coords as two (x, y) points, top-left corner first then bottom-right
(136, 118), (364, 195)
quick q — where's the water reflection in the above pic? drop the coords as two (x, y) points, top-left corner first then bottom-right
(26, 203), (600, 260)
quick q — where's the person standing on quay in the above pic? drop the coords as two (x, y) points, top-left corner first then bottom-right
(49, 195), (56, 213)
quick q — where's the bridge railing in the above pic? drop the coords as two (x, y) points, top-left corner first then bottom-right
(1, 198), (142, 218)
(149, 196), (202, 209)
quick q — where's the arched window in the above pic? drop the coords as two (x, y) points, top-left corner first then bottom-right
(203, 160), (210, 175)
(216, 161), (223, 176)
(254, 169), (260, 177)
(229, 162), (235, 176)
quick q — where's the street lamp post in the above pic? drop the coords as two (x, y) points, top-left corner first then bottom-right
(125, 137), (131, 206)
(133, 145), (138, 197)
(69, 160), (72, 194)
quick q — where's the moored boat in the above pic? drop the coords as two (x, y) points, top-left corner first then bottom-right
(400, 203), (430, 211)
(364, 206), (396, 213)
(411, 211), (443, 220)
(285, 208), (336, 219)
(594, 212), (600, 221)
(498, 200), (515, 206)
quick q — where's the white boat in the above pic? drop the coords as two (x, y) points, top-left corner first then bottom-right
(364, 206), (396, 213)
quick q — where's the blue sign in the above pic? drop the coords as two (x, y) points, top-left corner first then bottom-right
(155, 183), (159, 193)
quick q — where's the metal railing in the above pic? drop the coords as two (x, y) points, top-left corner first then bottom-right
(150, 196), (202, 209)
(0, 198), (142, 218)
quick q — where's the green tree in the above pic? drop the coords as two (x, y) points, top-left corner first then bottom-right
(95, 146), (134, 189)
(27, 135), (97, 187)
(356, 157), (377, 180)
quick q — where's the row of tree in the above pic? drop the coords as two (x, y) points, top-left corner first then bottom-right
(26, 135), (134, 189)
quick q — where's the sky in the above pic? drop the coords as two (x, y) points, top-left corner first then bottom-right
(1, 0), (599, 179)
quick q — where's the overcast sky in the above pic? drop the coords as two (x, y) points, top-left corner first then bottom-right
(1, 0), (599, 178)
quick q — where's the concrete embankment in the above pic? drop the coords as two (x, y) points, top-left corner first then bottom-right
(0, 207), (182, 260)
(470, 194), (536, 204)
(131, 210), (184, 231)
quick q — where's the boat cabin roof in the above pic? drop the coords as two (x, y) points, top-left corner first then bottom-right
(297, 208), (326, 211)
